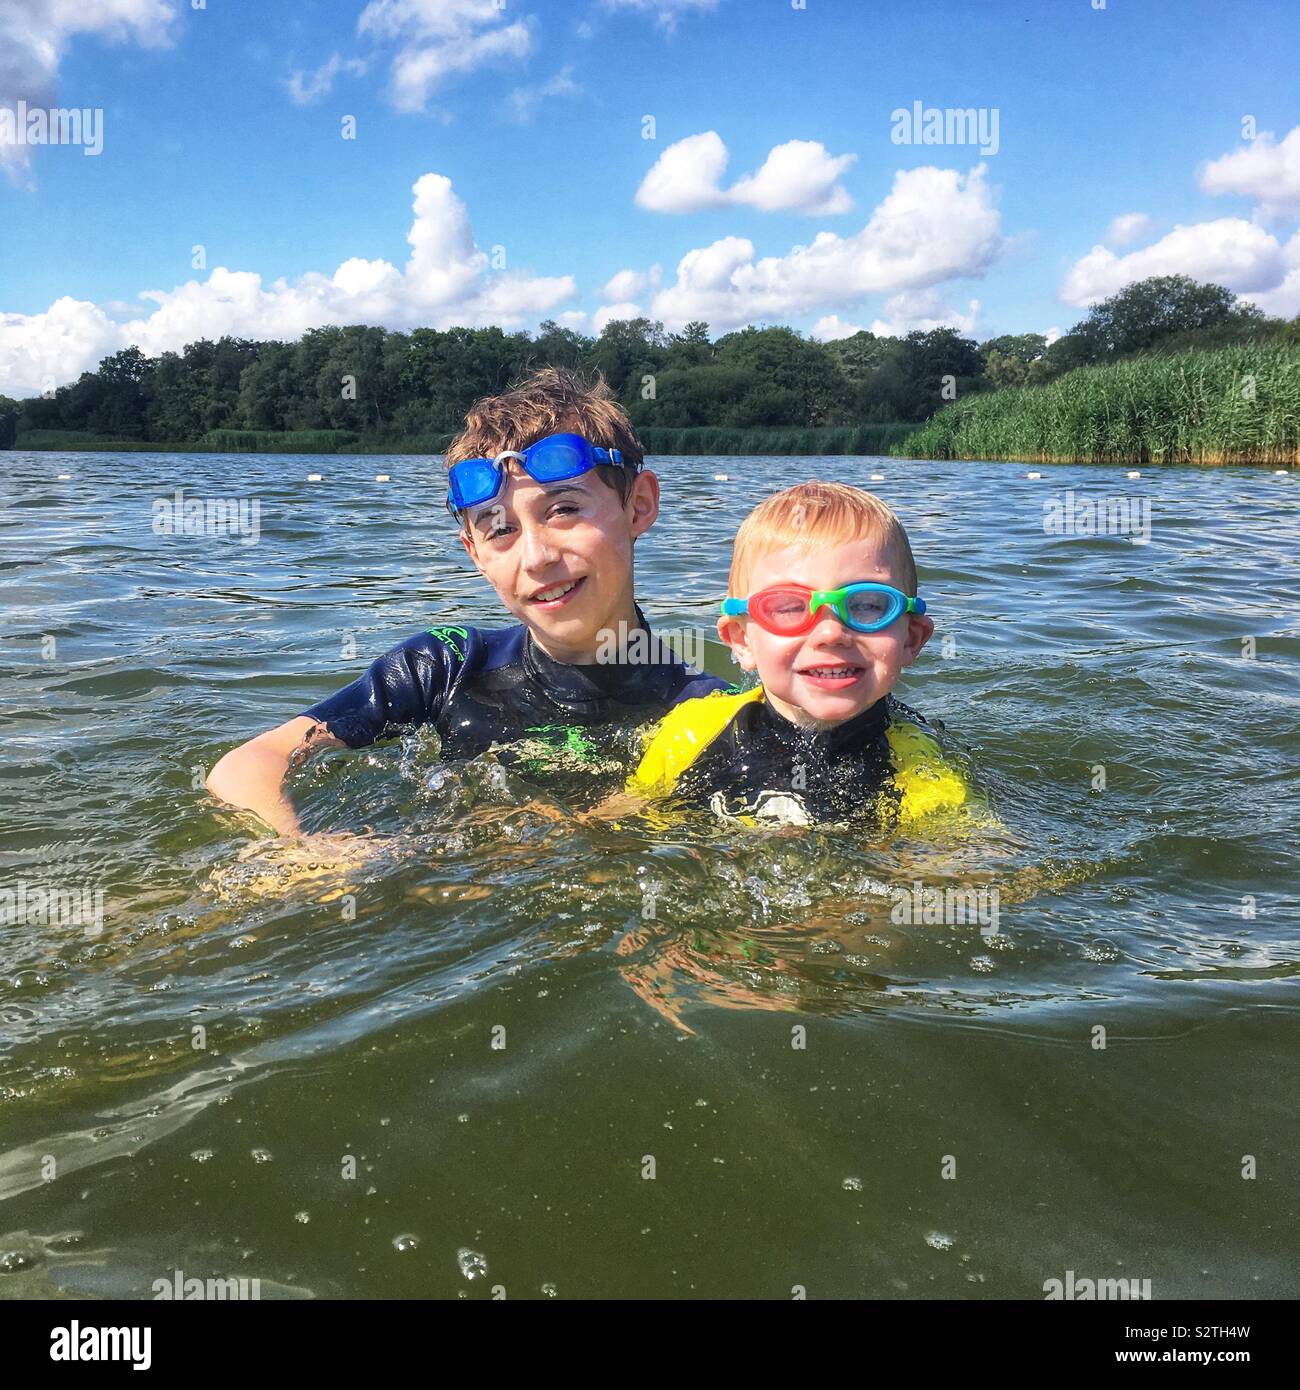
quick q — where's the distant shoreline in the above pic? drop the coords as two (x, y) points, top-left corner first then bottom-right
(10, 437), (1294, 467)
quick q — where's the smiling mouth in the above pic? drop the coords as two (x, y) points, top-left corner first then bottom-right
(529, 577), (585, 604)
(797, 664), (864, 679)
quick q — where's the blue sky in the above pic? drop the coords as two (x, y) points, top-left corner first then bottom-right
(2, 0), (1298, 396)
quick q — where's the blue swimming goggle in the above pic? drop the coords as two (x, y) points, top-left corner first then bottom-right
(447, 432), (629, 516)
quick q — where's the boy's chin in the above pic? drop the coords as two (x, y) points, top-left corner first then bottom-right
(780, 674), (886, 723)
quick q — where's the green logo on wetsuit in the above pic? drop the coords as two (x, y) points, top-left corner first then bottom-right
(513, 722), (623, 777)
(428, 625), (470, 660)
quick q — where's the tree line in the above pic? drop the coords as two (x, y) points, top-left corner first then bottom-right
(2, 276), (1294, 450)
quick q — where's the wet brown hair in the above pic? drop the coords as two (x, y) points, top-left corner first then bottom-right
(446, 366), (643, 509)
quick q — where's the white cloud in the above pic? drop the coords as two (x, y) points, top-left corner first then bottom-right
(870, 290), (979, 338)
(0, 0), (177, 179)
(0, 174), (577, 396)
(1242, 230), (1300, 317)
(356, 0), (533, 113)
(600, 264), (662, 301)
(810, 314), (864, 341)
(508, 64), (579, 123)
(1200, 126), (1300, 218)
(600, 0), (720, 32)
(0, 296), (125, 397)
(1061, 217), (1286, 306)
(636, 132), (856, 215)
(647, 163), (1003, 333)
(287, 53), (368, 105)
(602, 269), (646, 300)
(728, 141), (856, 215)
(1043, 326), (1062, 346)
(591, 301), (645, 333)
(554, 310), (589, 331)
(1105, 212), (1153, 247)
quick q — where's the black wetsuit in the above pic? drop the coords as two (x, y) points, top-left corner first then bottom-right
(674, 694), (932, 824)
(301, 609), (726, 782)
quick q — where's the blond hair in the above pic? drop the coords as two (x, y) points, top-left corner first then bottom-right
(446, 366), (643, 504)
(728, 481), (918, 597)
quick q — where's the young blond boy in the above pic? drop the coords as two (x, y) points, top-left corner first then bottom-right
(627, 481), (969, 826)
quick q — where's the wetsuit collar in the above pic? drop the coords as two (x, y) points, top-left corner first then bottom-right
(755, 688), (890, 756)
(521, 604), (679, 710)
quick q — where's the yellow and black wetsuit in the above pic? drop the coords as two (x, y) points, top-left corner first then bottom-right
(627, 686), (971, 826)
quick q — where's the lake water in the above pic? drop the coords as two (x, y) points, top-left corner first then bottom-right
(1, 450), (1297, 1300)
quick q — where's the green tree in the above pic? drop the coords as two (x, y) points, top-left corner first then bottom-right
(588, 318), (668, 396)
(714, 326), (848, 425)
(0, 396), (17, 448)
(1071, 275), (1264, 360)
(979, 332), (1048, 365)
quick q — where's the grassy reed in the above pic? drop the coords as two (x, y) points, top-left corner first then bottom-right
(892, 345), (1300, 465)
(200, 429), (363, 453)
(639, 423), (914, 456)
(15, 423), (914, 458)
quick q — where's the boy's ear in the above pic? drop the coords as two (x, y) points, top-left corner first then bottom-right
(901, 614), (934, 666)
(716, 614), (757, 670)
(627, 468), (660, 540)
(458, 526), (479, 565)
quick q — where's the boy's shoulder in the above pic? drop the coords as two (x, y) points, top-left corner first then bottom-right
(302, 619), (527, 747)
(628, 684), (761, 794)
(396, 620), (524, 668)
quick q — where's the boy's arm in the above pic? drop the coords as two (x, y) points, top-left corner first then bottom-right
(207, 628), (467, 835)
(206, 716), (344, 836)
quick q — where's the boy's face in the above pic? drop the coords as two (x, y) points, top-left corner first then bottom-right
(717, 537), (933, 728)
(459, 461), (660, 663)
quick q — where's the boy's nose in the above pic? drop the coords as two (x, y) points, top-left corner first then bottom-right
(808, 611), (854, 643)
(517, 521), (561, 571)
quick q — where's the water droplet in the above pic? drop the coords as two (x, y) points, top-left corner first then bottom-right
(392, 1234), (420, 1253)
(457, 1247), (488, 1280)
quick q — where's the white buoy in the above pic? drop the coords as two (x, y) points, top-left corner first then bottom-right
(306, 472), (322, 482)
(57, 473), (71, 480)
(1027, 471), (1042, 480)
(713, 473), (730, 481)
(375, 474), (390, 482)
(1126, 470), (1140, 479)
(1275, 469), (1288, 476)
(869, 473), (885, 482)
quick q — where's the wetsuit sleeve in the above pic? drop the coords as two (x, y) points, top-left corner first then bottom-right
(299, 630), (464, 748)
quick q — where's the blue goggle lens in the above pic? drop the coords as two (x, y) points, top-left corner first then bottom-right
(448, 434), (624, 515)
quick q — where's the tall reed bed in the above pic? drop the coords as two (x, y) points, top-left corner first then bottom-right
(639, 423), (914, 456)
(893, 346), (1300, 464)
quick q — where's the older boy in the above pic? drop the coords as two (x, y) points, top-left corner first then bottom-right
(207, 368), (724, 834)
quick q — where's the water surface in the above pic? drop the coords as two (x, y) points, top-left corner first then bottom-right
(1, 451), (1297, 1299)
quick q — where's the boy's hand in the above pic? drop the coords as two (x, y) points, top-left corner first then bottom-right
(210, 830), (385, 902)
